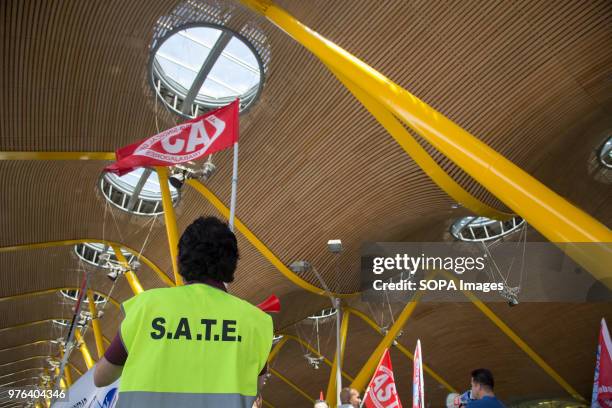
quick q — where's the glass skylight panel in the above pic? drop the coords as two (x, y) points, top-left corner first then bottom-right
(156, 57), (199, 91)
(178, 27), (222, 50)
(151, 25), (265, 117)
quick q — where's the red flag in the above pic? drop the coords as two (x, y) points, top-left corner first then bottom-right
(363, 349), (402, 408)
(593, 318), (612, 407)
(105, 99), (240, 176)
(412, 340), (424, 408)
(256, 295), (280, 313)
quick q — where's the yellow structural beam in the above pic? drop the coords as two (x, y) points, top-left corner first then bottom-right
(269, 368), (314, 404)
(187, 179), (355, 298)
(0, 151), (115, 160)
(53, 367), (67, 390)
(268, 337), (289, 363)
(74, 331), (95, 370)
(326, 311), (350, 407)
(350, 291), (424, 392)
(239, 0), (612, 287)
(329, 67), (512, 221)
(0, 288), (120, 310)
(156, 167), (183, 286)
(87, 290), (106, 359)
(0, 239), (174, 287)
(262, 399), (274, 408)
(270, 334), (354, 383)
(345, 307), (457, 393)
(435, 271), (585, 401)
(67, 362), (83, 377)
(111, 244), (144, 295)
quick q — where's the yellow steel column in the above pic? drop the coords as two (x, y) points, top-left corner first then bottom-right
(74, 331), (95, 370)
(268, 336), (289, 363)
(437, 270), (585, 401)
(345, 307), (457, 393)
(281, 334), (354, 382)
(54, 367), (67, 390)
(239, 0), (612, 287)
(86, 290), (105, 359)
(156, 167), (183, 286)
(269, 368), (314, 404)
(111, 245), (144, 295)
(350, 291), (423, 392)
(326, 311), (350, 407)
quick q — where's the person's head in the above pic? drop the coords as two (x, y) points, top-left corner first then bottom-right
(178, 216), (239, 283)
(313, 401), (329, 408)
(340, 387), (361, 407)
(470, 368), (494, 399)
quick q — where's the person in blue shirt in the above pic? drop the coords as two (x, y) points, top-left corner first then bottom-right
(467, 368), (506, 407)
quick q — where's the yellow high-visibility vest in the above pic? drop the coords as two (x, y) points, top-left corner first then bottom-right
(117, 283), (273, 407)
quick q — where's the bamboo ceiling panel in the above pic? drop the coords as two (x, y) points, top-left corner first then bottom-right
(0, 0), (611, 403)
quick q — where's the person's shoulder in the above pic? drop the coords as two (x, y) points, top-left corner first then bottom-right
(220, 292), (272, 323)
(122, 287), (175, 308)
(468, 397), (505, 408)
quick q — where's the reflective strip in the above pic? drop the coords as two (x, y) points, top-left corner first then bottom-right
(116, 391), (256, 408)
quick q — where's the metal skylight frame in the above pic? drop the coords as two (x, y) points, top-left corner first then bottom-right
(99, 168), (180, 216)
(149, 23), (266, 119)
(59, 289), (106, 304)
(451, 215), (525, 242)
(73, 242), (136, 269)
(598, 136), (612, 169)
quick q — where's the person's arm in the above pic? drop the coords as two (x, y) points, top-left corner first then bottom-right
(93, 356), (124, 387)
(93, 332), (127, 387)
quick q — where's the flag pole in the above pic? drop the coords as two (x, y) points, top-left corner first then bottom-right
(229, 141), (239, 232)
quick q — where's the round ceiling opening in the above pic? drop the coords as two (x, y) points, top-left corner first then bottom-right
(151, 25), (264, 118)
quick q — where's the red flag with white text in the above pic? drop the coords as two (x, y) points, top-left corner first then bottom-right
(412, 340), (425, 408)
(592, 318), (612, 407)
(363, 349), (402, 408)
(105, 99), (239, 176)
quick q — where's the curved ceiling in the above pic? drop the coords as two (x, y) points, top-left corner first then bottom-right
(0, 0), (611, 406)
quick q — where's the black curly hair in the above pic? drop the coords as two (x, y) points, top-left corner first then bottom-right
(178, 216), (239, 283)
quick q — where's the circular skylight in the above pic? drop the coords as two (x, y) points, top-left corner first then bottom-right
(59, 289), (106, 304)
(74, 242), (136, 269)
(150, 25), (264, 118)
(451, 215), (525, 242)
(100, 167), (179, 216)
(599, 136), (612, 169)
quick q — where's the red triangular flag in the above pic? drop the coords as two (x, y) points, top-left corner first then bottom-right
(319, 391), (325, 401)
(256, 295), (280, 313)
(593, 318), (612, 407)
(105, 99), (240, 176)
(363, 349), (402, 408)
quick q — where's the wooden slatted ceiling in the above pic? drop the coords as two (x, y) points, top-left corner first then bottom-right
(0, 0), (610, 403)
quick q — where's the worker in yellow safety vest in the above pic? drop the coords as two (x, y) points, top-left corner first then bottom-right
(94, 216), (273, 407)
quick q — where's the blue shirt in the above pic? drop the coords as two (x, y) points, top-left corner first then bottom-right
(467, 396), (506, 408)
